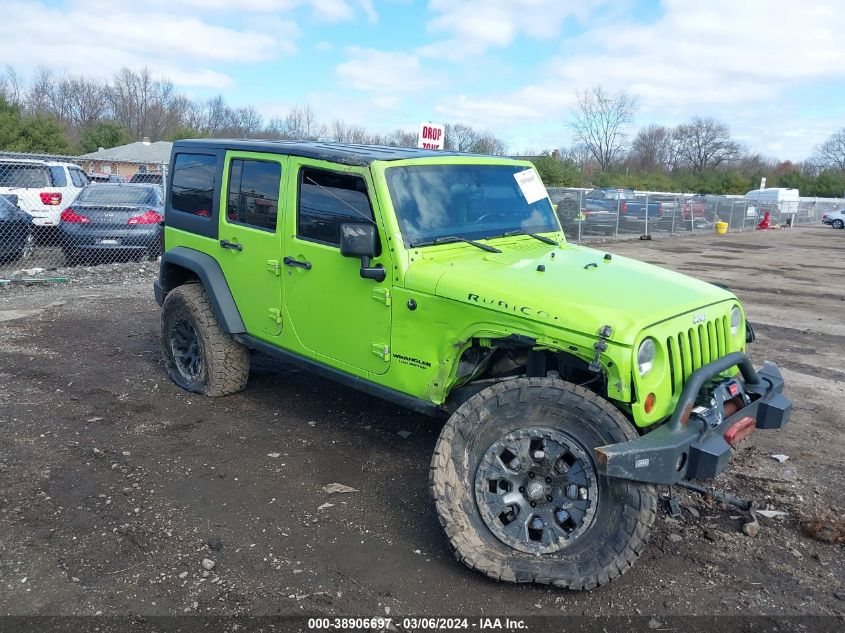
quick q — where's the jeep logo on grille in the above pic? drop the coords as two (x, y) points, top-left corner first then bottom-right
(692, 313), (706, 324)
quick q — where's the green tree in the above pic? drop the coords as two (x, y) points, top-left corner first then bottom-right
(79, 121), (131, 153)
(0, 96), (72, 154)
(531, 155), (582, 186)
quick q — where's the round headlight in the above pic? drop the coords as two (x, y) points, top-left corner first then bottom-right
(731, 306), (742, 335)
(637, 338), (656, 376)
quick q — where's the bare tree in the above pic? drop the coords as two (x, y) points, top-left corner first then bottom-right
(628, 124), (675, 171)
(563, 143), (596, 169)
(443, 123), (507, 154)
(569, 85), (637, 171)
(0, 65), (22, 105)
(108, 67), (184, 140)
(282, 104), (324, 140)
(814, 128), (845, 171)
(672, 117), (741, 172)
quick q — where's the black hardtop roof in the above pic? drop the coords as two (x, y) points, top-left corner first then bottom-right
(172, 139), (512, 166)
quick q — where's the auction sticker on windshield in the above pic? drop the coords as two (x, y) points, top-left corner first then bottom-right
(513, 169), (547, 204)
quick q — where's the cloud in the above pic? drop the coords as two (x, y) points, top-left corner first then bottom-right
(336, 48), (435, 94)
(427, 0), (845, 158)
(0, 0), (296, 88)
(420, 0), (603, 59)
(81, 0), (370, 22)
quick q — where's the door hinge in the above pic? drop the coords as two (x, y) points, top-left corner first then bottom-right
(266, 259), (281, 276)
(371, 342), (390, 361)
(268, 308), (283, 324)
(372, 287), (391, 306)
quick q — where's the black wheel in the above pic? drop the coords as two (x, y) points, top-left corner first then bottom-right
(62, 248), (83, 266)
(430, 377), (657, 590)
(9, 230), (35, 261)
(161, 284), (249, 397)
(833, 219), (844, 229)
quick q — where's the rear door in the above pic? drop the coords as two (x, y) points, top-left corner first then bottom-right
(215, 151), (286, 340)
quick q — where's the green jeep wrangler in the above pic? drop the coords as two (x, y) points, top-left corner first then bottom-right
(154, 140), (791, 590)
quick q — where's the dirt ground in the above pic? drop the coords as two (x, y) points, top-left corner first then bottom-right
(0, 226), (843, 623)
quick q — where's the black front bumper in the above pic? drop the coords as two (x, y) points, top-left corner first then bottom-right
(595, 352), (791, 485)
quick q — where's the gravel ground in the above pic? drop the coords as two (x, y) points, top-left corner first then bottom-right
(0, 226), (842, 626)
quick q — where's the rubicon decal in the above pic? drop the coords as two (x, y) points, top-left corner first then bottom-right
(467, 293), (560, 321)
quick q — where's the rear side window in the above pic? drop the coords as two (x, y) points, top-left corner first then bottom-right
(171, 154), (216, 218)
(49, 167), (68, 187)
(0, 165), (50, 188)
(68, 168), (85, 187)
(297, 168), (373, 245)
(226, 159), (281, 231)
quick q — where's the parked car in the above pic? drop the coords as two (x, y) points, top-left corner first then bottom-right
(552, 191), (618, 235)
(584, 188), (663, 222)
(0, 194), (34, 261)
(59, 183), (164, 265)
(88, 172), (125, 184)
(0, 158), (90, 231)
(154, 139), (790, 590)
(821, 209), (845, 229)
(129, 172), (163, 185)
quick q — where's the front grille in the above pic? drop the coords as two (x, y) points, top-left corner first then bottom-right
(665, 315), (730, 395)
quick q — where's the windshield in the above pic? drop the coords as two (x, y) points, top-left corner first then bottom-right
(76, 185), (156, 205)
(604, 190), (636, 201)
(385, 164), (559, 245)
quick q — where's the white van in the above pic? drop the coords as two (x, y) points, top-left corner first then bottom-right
(744, 187), (800, 217)
(0, 158), (90, 228)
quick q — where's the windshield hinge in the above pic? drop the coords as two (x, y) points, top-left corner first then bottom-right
(266, 259), (281, 276)
(372, 287), (391, 306)
(589, 325), (613, 373)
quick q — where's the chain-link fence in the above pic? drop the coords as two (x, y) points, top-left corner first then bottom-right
(549, 187), (843, 243)
(0, 152), (166, 276)
(2, 151), (843, 278)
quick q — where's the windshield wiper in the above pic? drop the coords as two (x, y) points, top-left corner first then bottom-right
(411, 236), (502, 253)
(488, 229), (559, 245)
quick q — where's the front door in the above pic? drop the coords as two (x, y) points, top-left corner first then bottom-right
(282, 160), (392, 375)
(216, 151), (286, 340)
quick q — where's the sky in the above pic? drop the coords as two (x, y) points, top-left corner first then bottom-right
(1, 0), (843, 161)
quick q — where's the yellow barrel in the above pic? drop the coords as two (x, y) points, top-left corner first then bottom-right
(715, 221), (729, 235)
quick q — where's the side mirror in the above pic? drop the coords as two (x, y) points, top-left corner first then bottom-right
(339, 223), (385, 282)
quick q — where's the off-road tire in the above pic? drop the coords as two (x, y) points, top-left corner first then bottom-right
(161, 283), (249, 397)
(430, 377), (657, 590)
(833, 219), (844, 229)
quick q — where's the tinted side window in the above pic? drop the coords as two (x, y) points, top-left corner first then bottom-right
(75, 169), (89, 186)
(49, 167), (68, 187)
(69, 169), (84, 187)
(171, 154), (216, 218)
(226, 159), (281, 231)
(297, 168), (373, 245)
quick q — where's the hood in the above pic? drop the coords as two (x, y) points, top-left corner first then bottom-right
(404, 239), (735, 345)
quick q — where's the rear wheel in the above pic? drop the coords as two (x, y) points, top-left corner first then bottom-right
(833, 219), (844, 229)
(161, 284), (249, 397)
(430, 377), (656, 590)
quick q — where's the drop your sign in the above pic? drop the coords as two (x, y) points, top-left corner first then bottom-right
(418, 123), (445, 150)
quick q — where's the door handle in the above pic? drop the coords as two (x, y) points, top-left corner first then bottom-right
(220, 239), (243, 251)
(283, 256), (312, 270)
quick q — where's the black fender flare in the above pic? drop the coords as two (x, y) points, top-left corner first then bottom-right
(154, 247), (245, 334)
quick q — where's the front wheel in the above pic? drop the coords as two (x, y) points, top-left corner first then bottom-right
(833, 219), (844, 229)
(430, 377), (656, 590)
